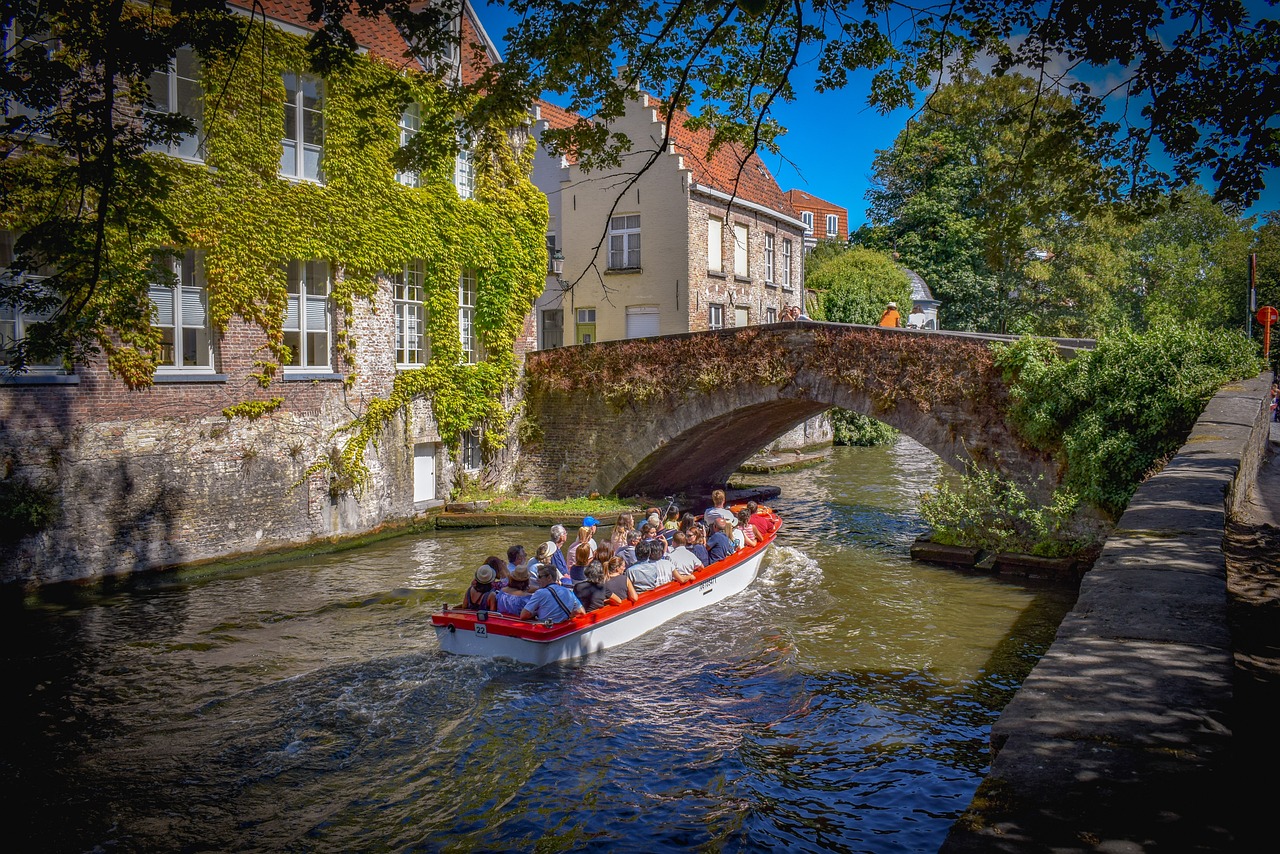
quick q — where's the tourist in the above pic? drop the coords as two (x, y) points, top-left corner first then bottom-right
(527, 541), (557, 587)
(573, 525), (596, 562)
(483, 555), (509, 587)
(574, 560), (621, 612)
(494, 565), (535, 616)
(520, 566), (585, 623)
(663, 506), (680, 533)
(737, 508), (760, 548)
(686, 523), (711, 566)
(610, 512), (635, 548)
(666, 530), (704, 576)
(626, 540), (670, 592)
(506, 544), (527, 576)
(654, 538), (693, 584)
(459, 565), (498, 611)
(747, 500), (778, 536)
(706, 517), (737, 563)
(567, 542), (593, 583)
(594, 542), (614, 571)
(604, 556), (638, 603)
(581, 516), (600, 553)
(618, 529), (642, 566)
(878, 301), (901, 328)
(702, 489), (735, 527)
(544, 524), (570, 578)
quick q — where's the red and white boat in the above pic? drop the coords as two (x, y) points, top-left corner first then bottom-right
(431, 509), (780, 666)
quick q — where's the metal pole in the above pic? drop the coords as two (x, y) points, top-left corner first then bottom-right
(1248, 253), (1257, 337)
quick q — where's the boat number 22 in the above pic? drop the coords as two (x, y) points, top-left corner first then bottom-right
(474, 624), (488, 637)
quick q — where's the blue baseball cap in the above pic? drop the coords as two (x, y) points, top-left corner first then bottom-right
(583, 516), (599, 527)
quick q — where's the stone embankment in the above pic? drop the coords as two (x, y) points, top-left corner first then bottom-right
(941, 372), (1274, 853)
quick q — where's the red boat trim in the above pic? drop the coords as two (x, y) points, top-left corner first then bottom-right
(431, 510), (780, 644)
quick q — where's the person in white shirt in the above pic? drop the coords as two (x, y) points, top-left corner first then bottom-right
(666, 531), (705, 576)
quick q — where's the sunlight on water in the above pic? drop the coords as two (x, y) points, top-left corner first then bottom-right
(3, 436), (1075, 854)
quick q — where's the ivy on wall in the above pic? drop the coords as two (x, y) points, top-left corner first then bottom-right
(0, 15), (548, 492)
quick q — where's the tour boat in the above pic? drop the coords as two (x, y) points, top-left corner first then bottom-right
(431, 510), (780, 666)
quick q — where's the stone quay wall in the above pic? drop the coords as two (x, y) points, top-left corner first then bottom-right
(941, 371), (1273, 853)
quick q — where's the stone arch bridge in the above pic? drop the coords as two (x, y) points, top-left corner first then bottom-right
(519, 321), (1094, 501)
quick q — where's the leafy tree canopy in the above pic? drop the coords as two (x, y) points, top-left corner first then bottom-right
(805, 247), (910, 324)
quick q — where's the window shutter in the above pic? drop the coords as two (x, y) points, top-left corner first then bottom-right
(181, 287), (206, 327)
(149, 286), (174, 325)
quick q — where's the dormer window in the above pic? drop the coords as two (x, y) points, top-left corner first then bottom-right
(147, 47), (203, 161)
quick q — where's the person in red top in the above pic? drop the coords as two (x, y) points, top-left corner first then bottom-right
(747, 500), (778, 536)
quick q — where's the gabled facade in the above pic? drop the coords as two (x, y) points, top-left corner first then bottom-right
(0, 2), (545, 585)
(530, 93), (808, 347)
(784, 189), (849, 251)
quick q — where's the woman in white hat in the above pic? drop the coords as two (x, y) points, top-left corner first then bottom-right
(878, 301), (901, 328)
(459, 564), (499, 611)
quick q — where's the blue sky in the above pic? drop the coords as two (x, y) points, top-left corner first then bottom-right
(479, 2), (1277, 230)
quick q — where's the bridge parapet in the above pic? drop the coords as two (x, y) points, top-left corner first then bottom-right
(520, 321), (1080, 500)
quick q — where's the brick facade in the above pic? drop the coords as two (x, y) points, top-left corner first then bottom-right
(784, 189), (849, 249)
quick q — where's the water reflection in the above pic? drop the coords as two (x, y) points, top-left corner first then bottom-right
(2, 437), (1074, 853)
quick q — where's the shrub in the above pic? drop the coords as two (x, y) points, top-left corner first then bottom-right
(830, 409), (898, 446)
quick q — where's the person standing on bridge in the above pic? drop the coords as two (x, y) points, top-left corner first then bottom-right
(878, 302), (901, 328)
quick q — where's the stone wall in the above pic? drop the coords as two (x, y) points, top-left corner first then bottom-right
(940, 371), (1273, 853)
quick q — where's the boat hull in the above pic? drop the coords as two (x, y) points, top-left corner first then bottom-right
(432, 535), (771, 666)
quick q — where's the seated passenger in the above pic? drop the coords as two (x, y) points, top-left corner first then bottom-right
(702, 488), (735, 527)
(567, 542), (593, 583)
(604, 555), (638, 603)
(706, 517), (737, 563)
(626, 540), (671, 592)
(747, 500), (778, 536)
(610, 512), (635, 549)
(737, 509), (760, 548)
(617, 529), (643, 567)
(572, 525), (596, 563)
(574, 560), (621, 612)
(520, 566), (586, 623)
(667, 531), (705, 575)
(494, 565), (535, 616)
(484, 555), (509, 588)
(506, 544), (528, 577)
(686, 523), (711, 566)
(663, 506), (680, 532)
(526, 541), (557, 588)
(460, 565), (498, 610)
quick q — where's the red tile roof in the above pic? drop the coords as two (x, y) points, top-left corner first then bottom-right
(653, 95), (797, 220)
(227, 0), (420, 70)
(783, 189), (846, 214)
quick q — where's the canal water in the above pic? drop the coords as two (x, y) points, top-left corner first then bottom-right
(3, 439), (1075, 853)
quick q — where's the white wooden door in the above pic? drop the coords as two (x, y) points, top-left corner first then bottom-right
(413, 443), (436, 502)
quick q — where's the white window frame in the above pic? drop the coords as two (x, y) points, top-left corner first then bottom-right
(781, 239), (793, 288)
(0, 230), (61, 372)
(826, 213), (839, 238)
(1, 19), (53, 134)
(393, 260), (428, 367)
(733, 223), (748, 277)
(764, 232), (775, 284)
(280, 72), (324, 182)
(708, 303), (724, 330)
(420, 11), (462, 74)
(608, 215), (641, 270)
(458, 268), (478, 363)
(575, 307), (596, 344)
(397, 103), (421, 187)
(766, 306), (778, 324)
(147, 47), (203, 161)
(283, 260), (331, 372)
(734, 306), (749, 328)
(801, 211), (813, 233)
(460, 426), (482, 472)
(150, 249), (213, 372)
(454, 139), (475, 199)
(707, 215), (723, 273)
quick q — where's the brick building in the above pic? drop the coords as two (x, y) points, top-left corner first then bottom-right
(783, 189), (849, 251)
(0, 2), (545, 585)
(530, 93), (809, 347)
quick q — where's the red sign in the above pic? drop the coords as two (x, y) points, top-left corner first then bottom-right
(1257, 306), (1279, 325)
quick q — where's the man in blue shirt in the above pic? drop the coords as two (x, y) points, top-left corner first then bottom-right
(543, 524), (569, 579)
(520, 565), (585, 622)
(705, 517), (737, 563)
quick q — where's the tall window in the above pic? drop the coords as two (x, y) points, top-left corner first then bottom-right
(2, 19), (53, 130)
(733, 223), (749, 277)
(283, 260), (330, 370)
(0, 230), (60, 371)
(707, 215), (723, 273)
(734, 306), (749, 328)
(608, 215), (641, 269)
(801, 211), (813, 233)
(454, 140), (475, 199)
(397, 103), (421, 187)
(147, 47), (202, 160)
(781, 238), (793, 287)
(393, 260), (427, 367)
(458, 269), (479, 363)
(149, 249), (212, 370)
(826, 213), (839, 238)
(764, 233), (775, 284)
(766, 306), (778, 324)
(541, 308), (563, 349)
(708, 303), (724, 330)
(575, 307), (596, 344)
(460, 427), (482, 472)
(280, 72), (323, 182)
(421, 11), (462, 73)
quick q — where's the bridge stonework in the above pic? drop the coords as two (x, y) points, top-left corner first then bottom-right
(519, 322), (1076, 500)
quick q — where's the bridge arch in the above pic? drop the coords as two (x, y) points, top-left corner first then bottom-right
(519, 322), (1087, 500)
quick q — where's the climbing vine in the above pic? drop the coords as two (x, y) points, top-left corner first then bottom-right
(0, 14), (547, 493)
